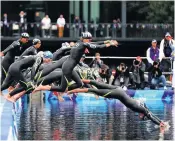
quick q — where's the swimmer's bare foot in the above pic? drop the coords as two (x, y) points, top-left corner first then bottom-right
(82, 79), (90, 84)
(4, 94), (15, 103)
(95, 95), (99, 100)
(8, 86), (15, 93)
(159, 121), (170, 131)
(32, 85), (51, 94)
(68, 95), (73, 101)
(57, 94), (64, 102)
(67, 88), (88, 94)
(13, 91), (26, 102)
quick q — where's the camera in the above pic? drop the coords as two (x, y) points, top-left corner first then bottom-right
(122, 67), (125, 70)
(153, 60), (159, 66)
(133, 60), (140, 66)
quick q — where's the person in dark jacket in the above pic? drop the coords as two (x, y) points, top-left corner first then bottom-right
(89, 53), (104, 70)
(148, 60), (167, 90)
(130, 56), (146, 89)
(34, 12), (42, 37)
(113, 62), (130, 90)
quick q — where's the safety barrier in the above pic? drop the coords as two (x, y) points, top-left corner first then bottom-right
(1, 22), (174, 38)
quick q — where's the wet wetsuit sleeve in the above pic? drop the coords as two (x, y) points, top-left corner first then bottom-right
(18, 47), (37, 60)
(31, 56), (43, 80)
(2, 41), (20, 54)
(83, 42), (106, 49)
(53, 47), (71, 60)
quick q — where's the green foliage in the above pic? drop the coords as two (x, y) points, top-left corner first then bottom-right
(127, 1), (174, 23)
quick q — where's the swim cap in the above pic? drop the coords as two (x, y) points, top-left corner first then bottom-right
(21, 32), (29, 38)
(33, 38), (41, 45)
(43, 51), (53, 59)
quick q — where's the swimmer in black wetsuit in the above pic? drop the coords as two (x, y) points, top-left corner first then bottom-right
(17, 38), (41, 61)
(0, 51), (52, 102)
(0, 33), (29, 84)
(53, 42), (72, 61)
(67, 79), (167, 127)
(32, 31), (118, 93)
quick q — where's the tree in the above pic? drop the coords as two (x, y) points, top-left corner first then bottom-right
(127, 1), (174, 23)
(146, 1), (174, 23)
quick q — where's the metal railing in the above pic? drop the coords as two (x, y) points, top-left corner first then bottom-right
(1, 22), (174, 38)
(14, 55), (173, 75)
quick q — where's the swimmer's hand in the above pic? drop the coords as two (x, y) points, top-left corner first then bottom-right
(32, 85), (51, 94)
(159, 121), (170, 131)
(110, 40), (118, 47)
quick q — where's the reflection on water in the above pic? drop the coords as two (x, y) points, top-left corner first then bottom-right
(17, 95), (174, 140)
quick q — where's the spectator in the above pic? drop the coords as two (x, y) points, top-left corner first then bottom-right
(73, 16), (81, 38)
(34, 12), (41, 37)
(113, 62), (130, 90)
(111, 19), (117, 38)
(19, 11), (27, 34)
(170, 39), (175, 90)
(2, 13), (9, 36)
(146, 39), (162, 84)
(159, 32), (175, 72)
(41, 14), (51, 38)
(148, 60), (167, 90)
(89, 53), (104, 70)
(57, 14), (66, 38)
(130, 56), (146, 89)
(111, 18), (121, 38)
(99, 64), (112, 84)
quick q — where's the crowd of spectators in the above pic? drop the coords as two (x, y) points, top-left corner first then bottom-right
(78, 32), (174, 90)
(3, 11), (173, 38)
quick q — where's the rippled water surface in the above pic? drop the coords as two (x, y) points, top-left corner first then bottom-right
(17, 94), (175, 140)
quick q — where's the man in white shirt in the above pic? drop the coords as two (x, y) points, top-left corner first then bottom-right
(57, 14), (66, 37)
(146, 39), (162, 84)
(41, 15), (51, 38)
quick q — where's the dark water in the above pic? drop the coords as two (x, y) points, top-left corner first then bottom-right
(17, 95), (175, 140)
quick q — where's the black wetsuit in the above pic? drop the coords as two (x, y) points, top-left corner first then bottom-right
(34, 55), (69, 82)
(17, 45), (37, 61)
(1, 55), (43, 96)
(53, 47), (71, 61)
(86, 80), (162, 125)
(1, 40), (23, 83)
(50, 41), (107, 92)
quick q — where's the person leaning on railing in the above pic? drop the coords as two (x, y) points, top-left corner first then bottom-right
(130, 56), (146, 90)
(159, 32), (175, 72)
(148, 59), (167, 90)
